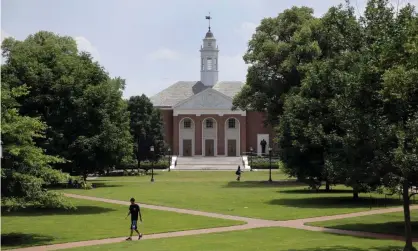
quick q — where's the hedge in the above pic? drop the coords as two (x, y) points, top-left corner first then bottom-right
(117, 159), (170, 170)
(249, 157), (281, 169)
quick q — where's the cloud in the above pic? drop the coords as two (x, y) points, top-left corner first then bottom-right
(235, 22), (257, 41)
(148, 48), (181, 61)
(75, 36), (101, 62)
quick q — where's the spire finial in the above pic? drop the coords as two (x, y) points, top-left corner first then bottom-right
(205, 12), (211, 31)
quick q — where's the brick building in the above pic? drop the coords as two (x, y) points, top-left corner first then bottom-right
(150, 26), (274, 157)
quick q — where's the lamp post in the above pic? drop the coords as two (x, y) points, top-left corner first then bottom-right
(249, 147), (253, 171)
(268, 147), (272, 182)
(168, 147), (171, 172)
(150, 146), (155, 182)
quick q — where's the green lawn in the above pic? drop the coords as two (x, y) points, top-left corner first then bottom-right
(59, 171), (407, 221)
(309, 209), (418, 238)
(66, 226), (406, 251)
(1, 198), (243, 249)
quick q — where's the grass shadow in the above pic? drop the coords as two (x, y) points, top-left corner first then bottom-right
(268, 197), (402, 209)
(224, 180), (304, 188)
(91, 182), (124, 188)
(1, 233), (54, 248)
(316, 221), (418, 239)
(280, 189), (355, 194)
(1, 205), (116, 217)
(288, 246), (403, 251)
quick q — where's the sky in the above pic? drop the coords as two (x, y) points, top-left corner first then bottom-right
(1, 0), (416, 98)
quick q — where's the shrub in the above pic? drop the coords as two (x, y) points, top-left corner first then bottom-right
(249, 157), (281, 169)
(117, 158), (170, 171)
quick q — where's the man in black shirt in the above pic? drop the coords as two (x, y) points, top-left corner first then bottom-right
(125, 198), (143, 240)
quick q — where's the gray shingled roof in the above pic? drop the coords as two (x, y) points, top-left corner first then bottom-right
(150, 80), (245, 107)
(213, 81), (245, 98)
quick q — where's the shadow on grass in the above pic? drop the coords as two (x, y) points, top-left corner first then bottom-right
(289, 246), (403, 251)
(1, 233), (54, 248)
(280, 189), (355, 194)
(91, 182), (124, 188)
(317, 221), (418, 239)
(1, 205), (116, 217)
(53, 183), (123, 190)
(268, 197), (402, 209)
(224, 180), (304, 188)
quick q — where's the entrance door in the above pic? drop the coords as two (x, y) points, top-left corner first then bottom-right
(183, 139), (192, 156)
(227, 139), (237, 156)
(205, 139), (214, 156)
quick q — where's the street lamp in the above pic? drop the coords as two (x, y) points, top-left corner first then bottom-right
(168, 147), (171, 172)
(150, 146), (155, 182)
(249, 147), (253, 171)
(268, 147), (272, 182)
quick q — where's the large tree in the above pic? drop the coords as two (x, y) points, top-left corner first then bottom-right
(374, 2), (418, 250)
(277, 4), (364, 192)
(232, 6), (321, 126)
(239, 1), (417, 249)
(1, 82), (71, 210)
(69, 77), (134, 179)
(127, 95), (165, 170)
(1, 31), (133, 179)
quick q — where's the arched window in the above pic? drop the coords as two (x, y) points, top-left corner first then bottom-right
(205, 119), (213, 128)
(183, 119), (192, 129)
(228, 118), (236, 129)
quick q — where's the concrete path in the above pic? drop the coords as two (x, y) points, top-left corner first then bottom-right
(10, 194), (418, 251)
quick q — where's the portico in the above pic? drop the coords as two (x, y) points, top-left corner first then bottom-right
(172, 88), (246, 157)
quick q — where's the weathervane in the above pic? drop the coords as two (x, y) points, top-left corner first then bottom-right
(205, 12), (212, 31)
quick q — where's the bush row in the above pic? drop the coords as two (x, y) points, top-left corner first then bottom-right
(118, 160), (170, 170)
(248, 157), (281, 169)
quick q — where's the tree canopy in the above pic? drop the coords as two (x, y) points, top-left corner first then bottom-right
(127, 95), (165, 170)
(235, 1), (417, 250)
(1, 31), (134, 181)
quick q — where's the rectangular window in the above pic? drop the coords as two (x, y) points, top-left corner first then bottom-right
(207, 58), (212, 70)
(184, 120), (191, 129)
(208, 42), (212, 47)
(228, 119), (236, 129)
(206, 119), (213, 128)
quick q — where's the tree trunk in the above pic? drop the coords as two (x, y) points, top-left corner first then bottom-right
(325, 181), (330, 191)
(402, 181), (416, 251)
(353, 188), (359, 200)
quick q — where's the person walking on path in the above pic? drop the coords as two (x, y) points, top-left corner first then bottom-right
(235, 166), (242, 181)
(125, 198), (143, 240)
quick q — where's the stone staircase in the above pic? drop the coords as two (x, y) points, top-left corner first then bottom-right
(173, 156), (245, 170)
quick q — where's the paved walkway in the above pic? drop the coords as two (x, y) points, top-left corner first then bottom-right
(10, 194), (418, 251)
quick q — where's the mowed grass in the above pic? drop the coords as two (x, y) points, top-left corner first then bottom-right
(1, 198), (243, 249)
(66, 226), (405, 251)
(59, 171), (406, 220)
(309, 209), (418, 238)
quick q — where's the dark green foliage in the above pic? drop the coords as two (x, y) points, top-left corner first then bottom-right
(238, 1), (417, 249)
(1, 83), (72, 211)
(127, 95), (166, 169)
(1, 31), (134, 181)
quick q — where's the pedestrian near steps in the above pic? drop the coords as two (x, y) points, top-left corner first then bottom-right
(235, 166), (242, 181)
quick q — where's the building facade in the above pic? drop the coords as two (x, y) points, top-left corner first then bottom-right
(150, 26), (274, 157)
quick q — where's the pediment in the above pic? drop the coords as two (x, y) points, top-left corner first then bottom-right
(174, 88), (235, 110)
